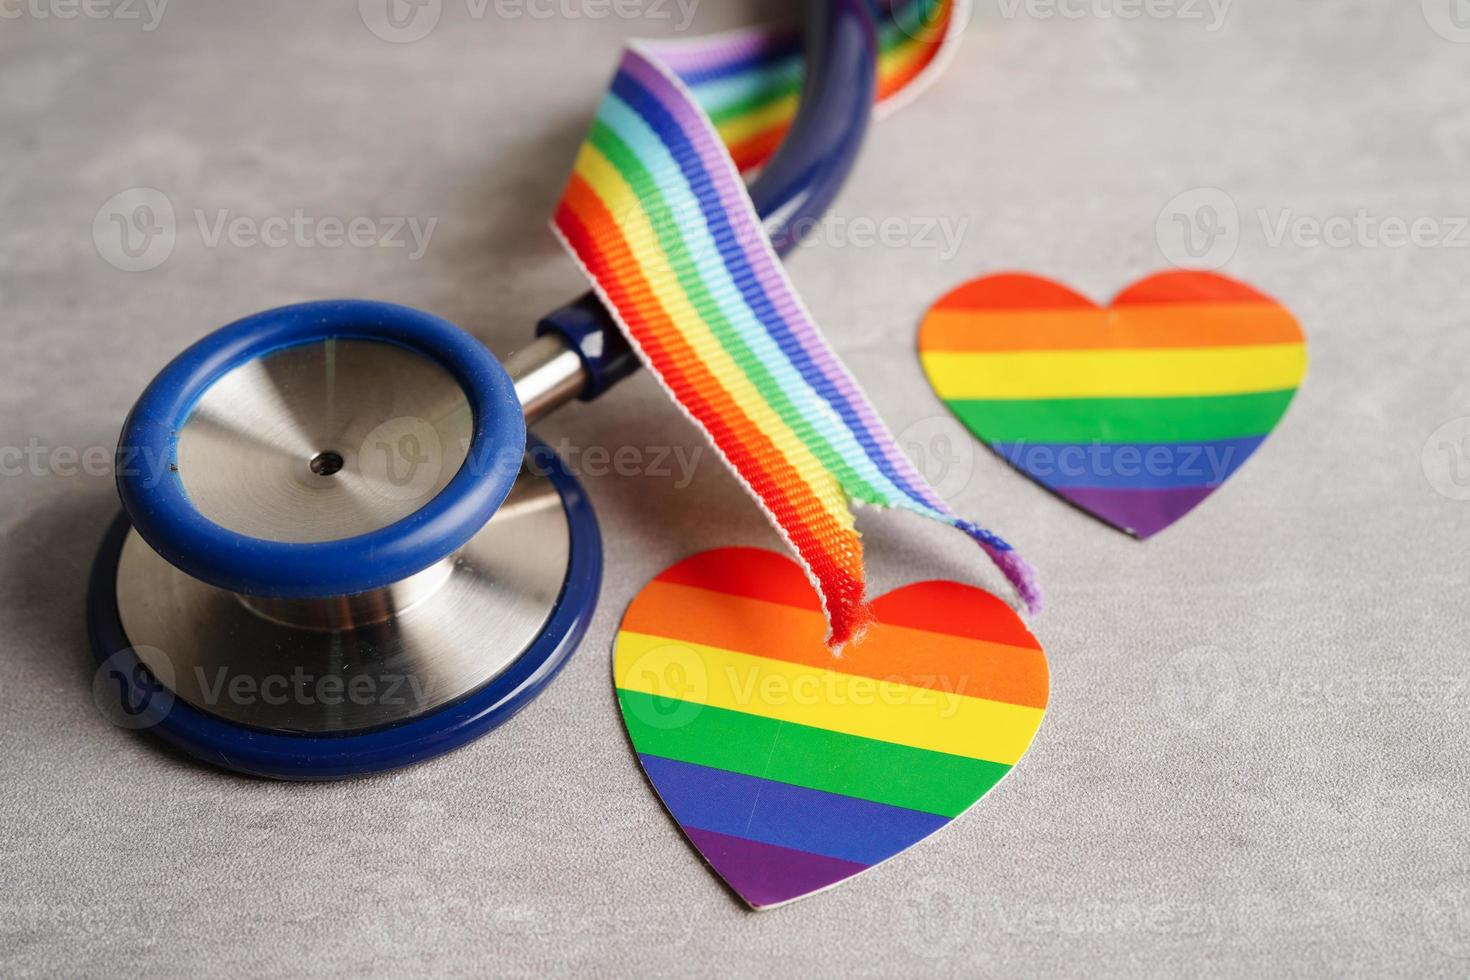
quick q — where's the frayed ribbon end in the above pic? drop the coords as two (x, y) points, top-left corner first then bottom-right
(983, 545), (1045, 617)
(823, 600), (876, 655)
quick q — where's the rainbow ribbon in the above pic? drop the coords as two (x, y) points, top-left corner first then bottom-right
(552, 0), (1041, 646)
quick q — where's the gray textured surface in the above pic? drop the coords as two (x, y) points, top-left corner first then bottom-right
(3, 1), (1470, 976)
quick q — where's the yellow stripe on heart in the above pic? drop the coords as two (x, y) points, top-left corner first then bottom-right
(614, 630), (1045, 765)
(921, 343), (1308, 400)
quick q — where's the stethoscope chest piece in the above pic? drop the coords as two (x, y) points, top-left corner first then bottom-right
(87, 1), (877, 780)
(88, 300), (601, 780)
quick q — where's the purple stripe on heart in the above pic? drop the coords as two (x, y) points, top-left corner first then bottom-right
(1052, 485), (1218, 539)
(682, 827), (870, 909)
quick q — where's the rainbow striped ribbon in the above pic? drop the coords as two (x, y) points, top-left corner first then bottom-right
(552, 0), (1041, 646)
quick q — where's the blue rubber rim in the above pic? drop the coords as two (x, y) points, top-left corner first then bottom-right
(87, 437), (602, 781)
(115, 300), (526, 599)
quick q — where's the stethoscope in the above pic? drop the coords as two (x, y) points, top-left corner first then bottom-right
(87, 0), (881, 780)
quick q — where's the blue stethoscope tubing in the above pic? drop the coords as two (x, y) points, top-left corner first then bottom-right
(87, 0), (880, 780)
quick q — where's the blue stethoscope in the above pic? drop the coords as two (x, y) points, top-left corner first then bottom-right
(88, 0), (880, 780)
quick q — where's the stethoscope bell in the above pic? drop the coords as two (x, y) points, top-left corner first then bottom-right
(87, 300), (602, 779)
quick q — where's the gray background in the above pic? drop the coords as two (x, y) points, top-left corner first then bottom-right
(3, 0), (1469, 976)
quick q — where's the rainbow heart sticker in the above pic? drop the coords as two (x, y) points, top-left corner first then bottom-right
(613, 548), (1049, 910)
(918, 271), (1307, 538)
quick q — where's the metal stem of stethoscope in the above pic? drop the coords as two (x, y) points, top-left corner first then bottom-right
(88, 0), (880, 779)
